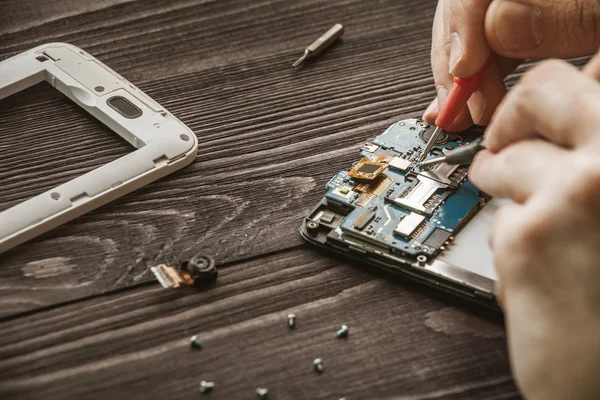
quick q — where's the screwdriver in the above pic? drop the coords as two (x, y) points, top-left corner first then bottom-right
(418, 55), (493, 162)
(292, 23), (345, 67)
(419, 136), (485, 167)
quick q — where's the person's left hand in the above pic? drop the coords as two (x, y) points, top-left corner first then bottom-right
(468, 53), (600, 400)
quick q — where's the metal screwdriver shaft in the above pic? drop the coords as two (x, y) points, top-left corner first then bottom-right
(292, 23), (345, 67)
(419, 55), (493, 162)
(418, 137), (485, 167)
(419, 126), (443, 162)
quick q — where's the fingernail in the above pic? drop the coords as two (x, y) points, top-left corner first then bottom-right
(448, 32), (463, 75)
(468, 91), (486, 125)
(436, 85), (448, 110)
(423, 97), (438, 120)
(494, 1), (543, 52)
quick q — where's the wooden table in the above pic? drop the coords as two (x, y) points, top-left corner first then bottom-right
(0, 1), (523, 398)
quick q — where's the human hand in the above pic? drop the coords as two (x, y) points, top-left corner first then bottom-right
(424, 0), (600, 132)
(469, 53), (600, 400)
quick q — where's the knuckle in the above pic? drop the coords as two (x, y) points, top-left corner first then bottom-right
(526, 59), (567, 81)
(565, 158), (600, 207)
(500, 218), (549, 280)
(497, 144), (521, 166)
(508, 84), (535, 113)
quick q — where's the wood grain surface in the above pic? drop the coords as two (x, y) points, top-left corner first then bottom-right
(1, 0), (584, 398)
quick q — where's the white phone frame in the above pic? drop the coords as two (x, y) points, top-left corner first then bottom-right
(0, 43), (198, 254)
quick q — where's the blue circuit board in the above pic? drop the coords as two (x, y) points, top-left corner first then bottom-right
(322, 118), (485, 259)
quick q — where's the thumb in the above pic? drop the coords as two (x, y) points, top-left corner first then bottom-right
(484, 0), (600, 59)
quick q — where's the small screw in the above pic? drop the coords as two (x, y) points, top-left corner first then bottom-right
(306, 220), (318, 230)
(256, 388), (269, 398)
(313, 358), (324, 374)
(337, 324), (349, 339)
(288, 313), (296, 329)
(199, 381), (214, 393)
(190, 335), (203, 349)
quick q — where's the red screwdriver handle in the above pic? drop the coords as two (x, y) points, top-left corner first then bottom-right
(435, 55), (493, 130)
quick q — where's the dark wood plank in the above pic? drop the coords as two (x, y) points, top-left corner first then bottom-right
(0, 247), (519, 400)
(6, 0), (585, 398)
(3, 0), (586, 316)
(0, 0), (444, 315)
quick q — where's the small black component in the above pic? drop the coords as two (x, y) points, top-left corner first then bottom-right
(353, 210), (376, 230)
(180, 254), (218, 288)
(424, 228), (453, 248)
(357, 163), (381, 174)
(431, 147), (444, 156)
(419, 126), (449, 145)
(320, 211), (335, 224)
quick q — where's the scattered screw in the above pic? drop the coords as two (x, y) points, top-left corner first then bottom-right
(287, 313), (296, 329)
(313, 358), (324, 374)
(256, 388), (269, 398)
(337, 324), (349, 339)
(190, 335), (203, 349)
(199, 381), (215, 393)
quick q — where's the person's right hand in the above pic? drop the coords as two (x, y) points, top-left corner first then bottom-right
(468, 52), (600, 400)
(423, 0), (600, 132)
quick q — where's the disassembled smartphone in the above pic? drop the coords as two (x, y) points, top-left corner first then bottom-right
(0, 43), (198, 254)
(301, 119), (501, 309)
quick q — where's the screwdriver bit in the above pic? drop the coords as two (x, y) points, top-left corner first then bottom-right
(292, 24), (344, 67)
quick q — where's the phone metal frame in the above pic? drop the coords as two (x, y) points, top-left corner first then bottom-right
(300, 209), (499, 311)
(0, 43), (198, 254)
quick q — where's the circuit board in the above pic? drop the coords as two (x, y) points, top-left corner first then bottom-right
(302, 118), (490, 268)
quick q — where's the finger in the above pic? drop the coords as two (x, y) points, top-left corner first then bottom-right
(488, 201), (528, 288)
(485, 0), (600, 60)
(469, 139), (569, 202)
(582, 46), (600, 81)
(429, 1), (456, 115)
(429, 0), (516, 127)
(444, 0), (493, 77)
(427, 0), (474, 131)
(484, 60), (600, 152)
(494, 278), (505, 311)
(465, 55), (508, 126)
(466, 55), (523, 126)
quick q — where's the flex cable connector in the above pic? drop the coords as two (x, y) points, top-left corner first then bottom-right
(151, 254), (218, 289)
